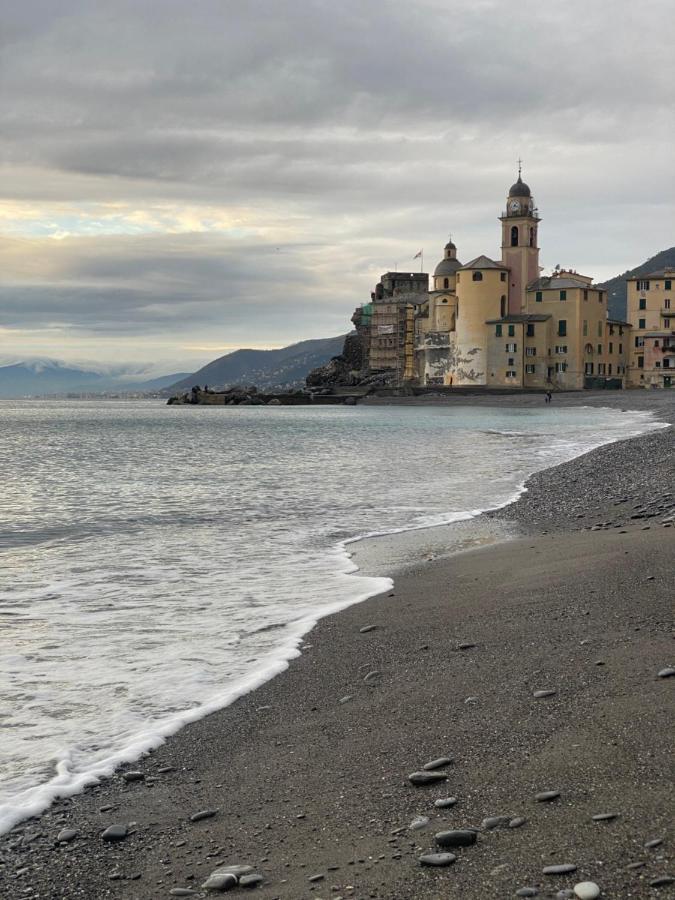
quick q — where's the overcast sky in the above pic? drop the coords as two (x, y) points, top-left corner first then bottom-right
(1, 0), (673, 370)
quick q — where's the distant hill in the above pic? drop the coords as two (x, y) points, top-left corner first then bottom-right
(0, 360), (190, 398)
(169, 335), (348, 392)
(597, 247), (675, 321)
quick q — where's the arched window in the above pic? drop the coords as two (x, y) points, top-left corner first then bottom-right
(500, 295), (506, 317)
(472, 271), (483, 282)
(511, 226), (518, 247)
(529, 227), (535, 247)
(585, 343), (593, 355)
(443, 277), (449, 289)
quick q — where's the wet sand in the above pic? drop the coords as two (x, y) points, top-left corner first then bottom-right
(0, 392), (673, 899)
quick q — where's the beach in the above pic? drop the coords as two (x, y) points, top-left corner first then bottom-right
(0, 391), (673, 899)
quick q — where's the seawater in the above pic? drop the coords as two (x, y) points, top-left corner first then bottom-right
(0, 400), (663, 833)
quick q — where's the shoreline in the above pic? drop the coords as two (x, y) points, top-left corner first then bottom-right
(0, 392), (673, 898)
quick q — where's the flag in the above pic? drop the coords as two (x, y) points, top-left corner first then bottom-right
(413, 250), (422, 259)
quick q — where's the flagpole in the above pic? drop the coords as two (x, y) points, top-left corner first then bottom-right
(420, 250), (423, 274)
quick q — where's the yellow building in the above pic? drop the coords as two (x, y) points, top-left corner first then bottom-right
(626, 267), (675, 388)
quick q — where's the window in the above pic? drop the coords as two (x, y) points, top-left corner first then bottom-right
(526, 347), (536, 357)
(585, 362), (594, 375)
(609, 342), (613, 354)
(598, 291), (604, 303)
(665, 319), (671, 327)
(558, 320), (567, 337)
(597, 344), (602, 355)
(500, 296), (506, 317)
(655, 361), (661, 368)
(585, 343), (593, 354)
(443, 278), (449, 289)
(639, 318), (646, 329)
(495, 324), (502, 337)
(511, 226), (518, 247)
(535, 291), (543, 302)
(555, 362), (567, 373)
(555, 345), (568, 354)
(526, 323), (535, 337)
(666, 280), (672, 290)
(525, 364), (535, 374)
(608, 364), (612, 375)
(529, 227), (535, 247)
(508, 357), (515, 365)
(619, 343), (623, 353)
(500, 272), (506, 282)
(635, 336), (644, 347)
(639, 298), (646, 310)
(472, 272), (483, 282)
(638, 356), (644, 368)
(506, 342), (517, 352)
(609, 325), (614, 335)
(637, 280), (650, 290)
(598, 363), (606, 375)
(598, 321), (603, 337)
(583, 320), (588, 336)
(583, 290), (588, 300)
(665, 299), (671, 309)
(560, 290), (567, 301)
(665, 359), (671, 368)
(506, 370), (517, 378)
(508, 325), (515, 337)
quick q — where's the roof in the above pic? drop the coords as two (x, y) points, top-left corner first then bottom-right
(509, 175), (531, 198)
(434, 257), (462, 276)
(627, 268), (675, 280)
(459, 255), (508, 271)
(485, 314), (551, 324)
(528, 277), (598, 291)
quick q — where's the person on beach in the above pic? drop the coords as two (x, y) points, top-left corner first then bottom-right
(544, 390), (552, 403)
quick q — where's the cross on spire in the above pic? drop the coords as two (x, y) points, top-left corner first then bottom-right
(517, 157), (523, 178)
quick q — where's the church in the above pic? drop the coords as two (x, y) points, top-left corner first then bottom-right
(361, 172), (631, 390)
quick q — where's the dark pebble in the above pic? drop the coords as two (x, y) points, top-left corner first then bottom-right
(122, 771), (144, 782)
(419, 852), (456, 867)
(458, 642), (476, 650)
(543, 864), (577, 875)
(535, 791), (560, 802)
(509, 817), (527, 828)
(190, 809), (218, 822)
(169, 890), (198, 897)
(56, 828), (78, 843)
(435, 829), (477, 848)
(626, 862), (645, 870)
(202, 872), (238, 891)
(101, 824), (128, 841)
(239, 873), (264, 888)
(422, 756), (453, 771)
(650, 876), (674, 887)
(408, 771), (447, 786)
(482, 816), (511, 830)
(516, 890), (538, 898)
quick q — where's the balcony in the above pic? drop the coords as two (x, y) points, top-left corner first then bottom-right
(661, 309), (673, 317)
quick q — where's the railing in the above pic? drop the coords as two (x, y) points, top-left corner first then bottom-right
(661, 309), (673, 317)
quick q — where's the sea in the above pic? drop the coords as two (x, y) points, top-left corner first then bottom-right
(0, 399), (664, 834)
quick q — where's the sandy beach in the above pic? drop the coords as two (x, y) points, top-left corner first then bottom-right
(0, 391), (673, 899)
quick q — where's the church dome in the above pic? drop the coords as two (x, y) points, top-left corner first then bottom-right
(509, 175), (531, 197)
(444, 240), (456, 251)
(434, 257), (461, 277)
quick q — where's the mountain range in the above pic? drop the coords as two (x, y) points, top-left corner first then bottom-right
(0, 360), (190, 398)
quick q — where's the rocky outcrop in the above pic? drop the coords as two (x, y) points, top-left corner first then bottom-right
(305, 333), (368, 387)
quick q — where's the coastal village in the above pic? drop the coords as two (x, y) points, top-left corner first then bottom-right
(342, 171), (674, 392)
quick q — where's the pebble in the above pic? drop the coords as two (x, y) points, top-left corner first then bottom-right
(482, 816), (511, 830)
(213, 866), (254, 878)
(359, 625), (377, 633)
(591, 813), (618, 822)
(122, 771), (144, 782)
(573, 883), (600, 899)
(408, 771), (447, 786)
(408, 816), (429, 831)
(338, 695), (353, 704)
(543, 864), (577, 875)
(308, 873), (325, 882)
(535, 791), (560, 802)
(650, 876), (674, 887)
(645, 838), (664, 849)
(533, 690), (557, 698)
(157, 766), (175, 774)
(202, 872), (238, 891)
(239, 874), (264, 888)
(190, 809), (218, 822)
(434, 797), (458, 808)
(56, 828), (78, 843)
(101, 824), (128, 841)
(516, 890), (538, 898)
(509, 816), (527, 828)
(657, 667), (675, 678)
(419, 852), (456, 867)
(363, 670), (381, 684)
(458, 642), (476, 650)
(422, 757), (453, 771)
(434, 829), (477, 848)
(626, 861), (645, 870)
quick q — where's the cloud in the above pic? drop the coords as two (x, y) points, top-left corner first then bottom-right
(0, 0), (673, 365)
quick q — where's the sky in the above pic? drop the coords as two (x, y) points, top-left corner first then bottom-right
(1, 0), (674, 371)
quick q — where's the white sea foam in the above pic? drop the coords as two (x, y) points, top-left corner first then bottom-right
(0, 400), (666, 835)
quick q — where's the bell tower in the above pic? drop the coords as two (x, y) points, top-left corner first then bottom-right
(500, 164), (541, 314)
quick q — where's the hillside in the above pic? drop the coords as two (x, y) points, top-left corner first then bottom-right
(0, 360), (190, 398)
(170, 335), (348, 392)
(597, 247), (675, 320)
